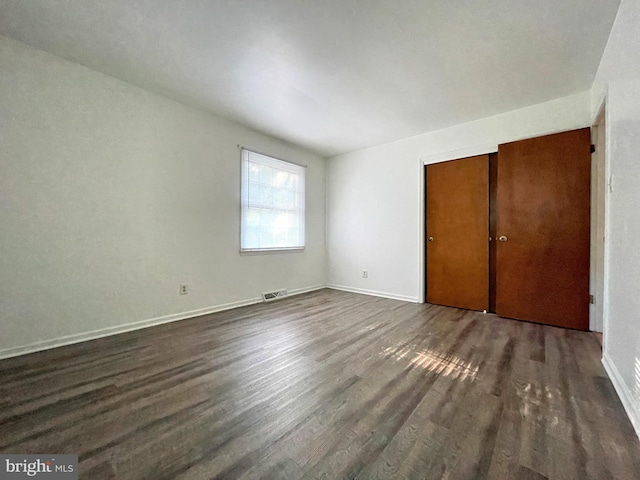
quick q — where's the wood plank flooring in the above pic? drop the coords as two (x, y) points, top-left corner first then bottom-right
(1, 289), (639, 479)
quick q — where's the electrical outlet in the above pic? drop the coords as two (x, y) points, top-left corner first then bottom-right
(362, 269), (368, 278)
(179, 283), (188, 295)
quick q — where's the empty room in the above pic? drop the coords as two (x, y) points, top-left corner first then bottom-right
(1, 1), (640, 479)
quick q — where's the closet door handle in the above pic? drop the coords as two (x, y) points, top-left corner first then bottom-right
(499, 235), (508, 242)
(428, 236), (434, 242)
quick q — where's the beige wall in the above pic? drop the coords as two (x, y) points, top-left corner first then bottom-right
(590, 0), (640, 438)
(0, 35), (327, 357)
(326, 91), (591, 301)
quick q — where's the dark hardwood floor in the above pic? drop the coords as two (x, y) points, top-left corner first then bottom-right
(1, 289), (639, 479)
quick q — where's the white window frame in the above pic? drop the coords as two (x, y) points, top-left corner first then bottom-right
(240, 148), (306, 252)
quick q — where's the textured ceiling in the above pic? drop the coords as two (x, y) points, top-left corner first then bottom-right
(0, 0), (620, 156)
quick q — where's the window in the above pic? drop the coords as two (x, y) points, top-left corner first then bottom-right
(241, 148), (305, 251)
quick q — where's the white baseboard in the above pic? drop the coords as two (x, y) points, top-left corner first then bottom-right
(602, 353), (640, 441)
(0, 285), (326, 360)
(326, 284), (418, 303)
(287, 285), (327, 297)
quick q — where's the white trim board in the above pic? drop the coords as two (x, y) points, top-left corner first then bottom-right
(420, 143), (498, 166)
(0, 285), (325, 360)
(602, 354), (640, 441)
(326, 284), (418, 303)
(418, 156), (426, 303)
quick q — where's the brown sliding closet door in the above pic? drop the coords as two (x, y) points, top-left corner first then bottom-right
(426, 155), (489, 311)
(495, 128), (591, 330)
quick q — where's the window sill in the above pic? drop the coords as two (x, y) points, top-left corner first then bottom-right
(240, 247), (305, 256)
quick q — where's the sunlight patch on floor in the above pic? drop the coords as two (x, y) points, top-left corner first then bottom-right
(381, 344), (479, 381)
(517, 383), (560, 427)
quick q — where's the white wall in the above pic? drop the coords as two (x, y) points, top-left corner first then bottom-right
(0, 35), (326, 357)
(327, 91), (591, 301)
(590, 0), (640, 438)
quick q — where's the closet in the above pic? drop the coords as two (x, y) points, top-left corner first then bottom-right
(425, 128), (591, 330)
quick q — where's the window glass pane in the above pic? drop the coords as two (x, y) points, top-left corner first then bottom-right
(260, 165), (273, 186)
(241, 148), (305, 251)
